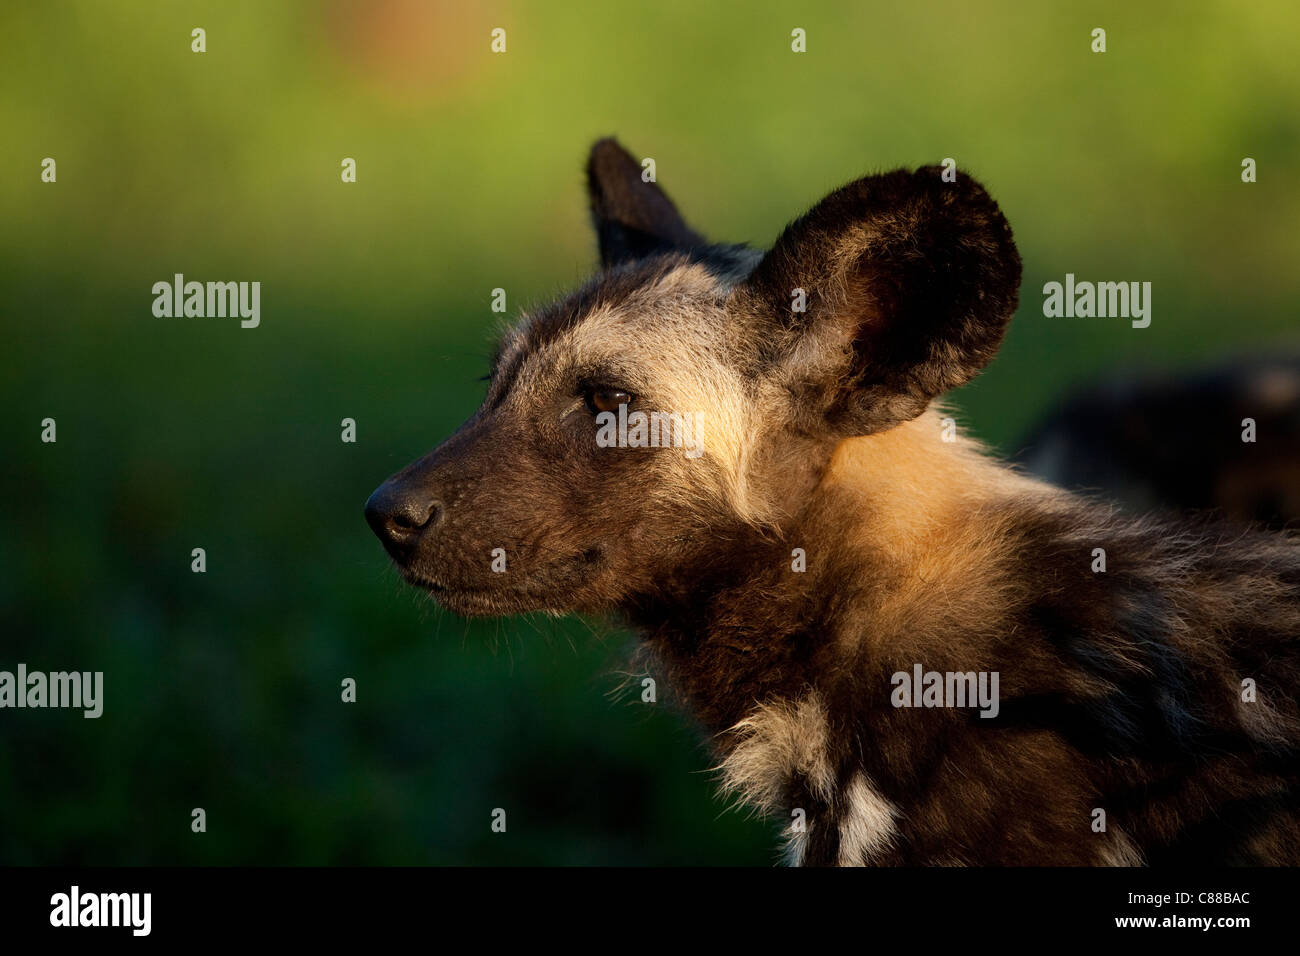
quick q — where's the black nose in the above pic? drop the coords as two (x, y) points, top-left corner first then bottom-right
(365, 481), (442, 557)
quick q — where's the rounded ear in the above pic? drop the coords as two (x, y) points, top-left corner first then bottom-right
(586, 137), (705, 268)
(732, 167), (1021, 435)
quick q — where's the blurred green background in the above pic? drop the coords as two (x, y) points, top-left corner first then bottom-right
(1, 0), (1297, 864)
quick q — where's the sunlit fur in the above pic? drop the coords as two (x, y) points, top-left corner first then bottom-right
(368, 139), (1300, 865)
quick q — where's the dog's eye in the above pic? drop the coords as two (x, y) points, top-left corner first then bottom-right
(585, 386), (633, 414)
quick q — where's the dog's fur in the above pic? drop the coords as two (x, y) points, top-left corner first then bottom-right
(366, 138), (1300, 865)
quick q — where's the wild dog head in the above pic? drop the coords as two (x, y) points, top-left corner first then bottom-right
(365, 138), (1021, 616)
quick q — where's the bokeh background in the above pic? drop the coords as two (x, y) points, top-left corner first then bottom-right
(1, 0), (1297, 864)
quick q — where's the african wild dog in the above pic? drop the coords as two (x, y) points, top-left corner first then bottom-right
(366, 138), (1300, 865)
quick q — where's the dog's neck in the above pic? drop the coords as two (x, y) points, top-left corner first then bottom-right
(627, 411), (1050, 735)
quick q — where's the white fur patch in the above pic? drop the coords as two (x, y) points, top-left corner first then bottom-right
(717, 693), (834, 815)
(837, 772), (898, 865)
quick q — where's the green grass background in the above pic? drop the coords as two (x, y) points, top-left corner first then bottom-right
(1, 0), (1297, 863)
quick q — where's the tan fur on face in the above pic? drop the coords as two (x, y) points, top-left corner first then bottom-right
(520, 262), (775, 525)
(503, 265), (1042, 537)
